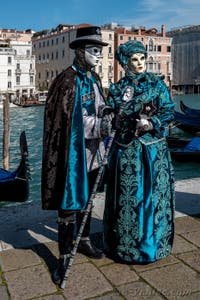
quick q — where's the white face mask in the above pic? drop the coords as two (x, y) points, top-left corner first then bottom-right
(128, 53), (146, 74)
(85, 45), (102, 67)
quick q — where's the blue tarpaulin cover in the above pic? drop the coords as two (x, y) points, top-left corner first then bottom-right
(183, 137), (200, 152)
(0, 168), (17, 182)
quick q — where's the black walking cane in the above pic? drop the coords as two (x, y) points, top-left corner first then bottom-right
(60, 86), (134, 289)
(60, 129), (115, 289)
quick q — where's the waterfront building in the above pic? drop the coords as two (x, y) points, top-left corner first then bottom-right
(32, 24), (115, 90)
(0, 29), (36, 100)
(32, 23), (172, 90)
(167, 25), (200, 94)
(104, 24), (172, 87)
(32, 24), (76, 91)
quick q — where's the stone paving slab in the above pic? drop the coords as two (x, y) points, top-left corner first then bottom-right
(140, 262), (200, 299)
(0, 248), (41, 271)
(172, 234), (198, 254)
(100, 263), (139, 286)
(90, 255), (114, 267)
(0, 285), (10, 300)
(175, 216), (200, 234)
(4, 264), (57, 300)
(177, 250), (200, 273)
(62, 262), (113, 300)
(132, 255), (178, 273)
(176, 292), (200, 300)
(32, 241), (89, 276)
(116, 281), (165, 300)
(181, 230), (200, 247)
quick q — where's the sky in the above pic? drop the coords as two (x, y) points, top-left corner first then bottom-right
(1, 0), (199, 33)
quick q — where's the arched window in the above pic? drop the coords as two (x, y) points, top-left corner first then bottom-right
(148, 56), (154, 71)
(149, 39), (153, 51)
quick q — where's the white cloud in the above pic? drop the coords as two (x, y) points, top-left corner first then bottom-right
(116, 0), (200, 31)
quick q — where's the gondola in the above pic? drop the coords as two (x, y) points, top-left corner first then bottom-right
(167, 136), (200, 163)
(173, 111), (200, 134)
(180, 100), (200, 117)
(13, 100), (45, 107)
(0, 131), (30, 202)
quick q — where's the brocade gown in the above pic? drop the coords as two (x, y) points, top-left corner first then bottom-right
(103, 72), (175, 263)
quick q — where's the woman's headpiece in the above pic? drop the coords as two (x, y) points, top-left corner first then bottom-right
(115, 40), (147, 67)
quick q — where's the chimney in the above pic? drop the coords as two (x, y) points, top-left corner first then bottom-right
(161, 24), (166, 37)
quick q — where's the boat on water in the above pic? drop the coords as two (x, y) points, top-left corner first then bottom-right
(0, 131), (30, 202)
(180, 100), (200, 117)
(167, 136), (200, 163)
(14, 100), (45, 108)
(13, 91), (48, 107)
(173, 110), (200, 135)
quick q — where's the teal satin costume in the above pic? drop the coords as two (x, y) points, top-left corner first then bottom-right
(42, 64), (106, 211)
(103, 72), (175, 263)
(61, 65), (104, 210)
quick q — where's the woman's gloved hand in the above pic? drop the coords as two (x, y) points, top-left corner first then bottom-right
(135, 114), (153, 135)
(136, 118), (153, 131)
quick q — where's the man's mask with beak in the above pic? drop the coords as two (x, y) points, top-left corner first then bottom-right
(84, 45), (102, 67)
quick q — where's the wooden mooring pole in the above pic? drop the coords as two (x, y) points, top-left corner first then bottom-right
(3, 93), (10, 170)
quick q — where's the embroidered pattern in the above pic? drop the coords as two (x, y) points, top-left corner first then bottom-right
(103, 72), (175, 263)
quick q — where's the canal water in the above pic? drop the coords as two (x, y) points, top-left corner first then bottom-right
(0, 94), (200, 207)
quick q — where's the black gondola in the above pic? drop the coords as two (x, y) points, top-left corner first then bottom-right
(167, 136), (200, 163)
(0, 131), (30, 202)
(173, 111), (200, 134)
(180, 100), (200, 117)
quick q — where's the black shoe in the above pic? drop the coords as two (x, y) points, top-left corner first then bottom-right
(78, 238), (104, 259)
(52, 254), (70, 285)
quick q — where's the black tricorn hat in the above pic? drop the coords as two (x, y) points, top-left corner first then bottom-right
(69, 26), (108, 49)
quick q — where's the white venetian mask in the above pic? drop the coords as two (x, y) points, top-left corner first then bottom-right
(128, 53), (146, 74)
(85, 45), (102, 67)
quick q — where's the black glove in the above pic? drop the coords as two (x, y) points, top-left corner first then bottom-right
(98, 105), (114, 118)
(100, 114), (114, 138)
(114, 114), (124, 130)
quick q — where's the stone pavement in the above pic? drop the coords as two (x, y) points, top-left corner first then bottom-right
(0, 178), (200, 300)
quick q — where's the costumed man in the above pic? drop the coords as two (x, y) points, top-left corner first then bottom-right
(103, 40), (175, 263)
(41, 26), (113, 285)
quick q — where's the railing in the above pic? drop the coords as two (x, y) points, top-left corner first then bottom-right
(15, 69), (22, 75)
(0, 48), (15, 54)
(15, 55), (35, 60)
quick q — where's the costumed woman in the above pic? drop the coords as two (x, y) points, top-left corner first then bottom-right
(103, 40), (175, 264)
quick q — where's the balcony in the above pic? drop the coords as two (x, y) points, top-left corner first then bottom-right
(0, 48), (15, 54)
(99, 72), (104, 78)
(15, 55), (35, 60)
(29, 69), (35, 74)
(108, 53), (114, 58)
(15, 69), (22, 75)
